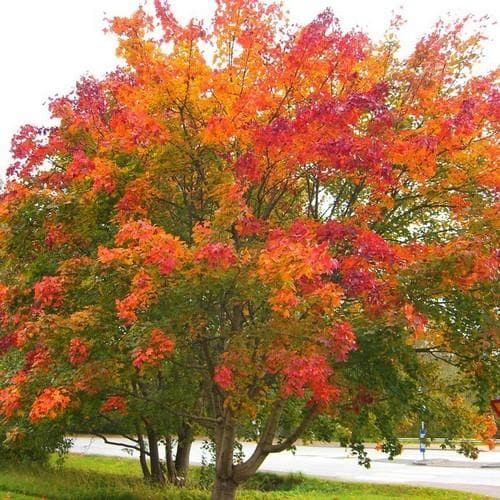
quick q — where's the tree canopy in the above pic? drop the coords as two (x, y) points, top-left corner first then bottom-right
(0, 1), (498, 498)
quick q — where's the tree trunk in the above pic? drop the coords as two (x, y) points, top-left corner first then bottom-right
(165, 435), (176, 484)
(146, 427), (165, 485)
(211, 476), (238, 500)
(174, 440), (191, 483)
(174, 422), (193, 484)
(211, 412), (238, 499)
(136, 425), (151, 480)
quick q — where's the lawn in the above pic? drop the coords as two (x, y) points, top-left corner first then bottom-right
(0, 454), (492, 499)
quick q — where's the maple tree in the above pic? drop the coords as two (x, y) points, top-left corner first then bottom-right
(0, 1), (499, 498)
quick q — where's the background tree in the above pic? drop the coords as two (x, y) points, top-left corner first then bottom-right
(0, 1), (498, 498)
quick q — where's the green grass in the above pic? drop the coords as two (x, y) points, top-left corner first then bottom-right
(0, 493), (40, 500)
(0, 454), (491, 499)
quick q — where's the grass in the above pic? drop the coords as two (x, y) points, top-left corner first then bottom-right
(0, 454), (492, 499)
(0, 494), (39, 500)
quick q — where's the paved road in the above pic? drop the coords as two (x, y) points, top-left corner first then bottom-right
(70, 436), (500, 498)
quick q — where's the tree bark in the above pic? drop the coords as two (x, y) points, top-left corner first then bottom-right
(174, 439), (191, 476)
(146, 426), (165, 485)
(165, 435), (176, 484)
(174, 422), (193, 485)
(211, 476), (238, 500)
(211, 411), (238, 499)
(136, 424), (151, 480)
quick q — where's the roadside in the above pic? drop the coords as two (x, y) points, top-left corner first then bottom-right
(0, 453), (494, 500)
(69, 436), (500, 497)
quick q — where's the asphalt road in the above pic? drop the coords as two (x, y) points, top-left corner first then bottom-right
(70, 436), (500, 497)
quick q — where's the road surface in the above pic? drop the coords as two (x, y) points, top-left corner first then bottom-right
(70, 436), (500, 497)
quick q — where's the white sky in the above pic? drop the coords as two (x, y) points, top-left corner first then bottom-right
(1, 0), (498, 178)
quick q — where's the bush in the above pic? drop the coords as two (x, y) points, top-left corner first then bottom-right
(0, 421), (69, 466)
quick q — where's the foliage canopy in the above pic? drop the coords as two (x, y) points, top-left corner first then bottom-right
(0, 1), (498, 498)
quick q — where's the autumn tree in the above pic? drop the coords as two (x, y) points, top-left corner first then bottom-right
(0, 1), (498, 498)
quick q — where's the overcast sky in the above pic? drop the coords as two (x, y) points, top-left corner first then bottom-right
(1, 0), (498, 177)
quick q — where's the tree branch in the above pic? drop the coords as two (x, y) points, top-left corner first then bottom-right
(264, 405), (318, 453)
(91, 431), (150, 456)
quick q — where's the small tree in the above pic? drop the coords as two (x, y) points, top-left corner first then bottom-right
(0, 1), (498, 498)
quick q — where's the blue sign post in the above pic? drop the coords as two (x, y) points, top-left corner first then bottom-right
(419, 421), (426, 461)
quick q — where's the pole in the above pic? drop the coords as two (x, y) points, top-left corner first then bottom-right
(419, 421), (426, 461)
